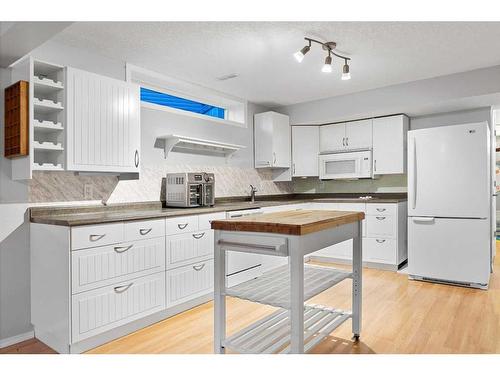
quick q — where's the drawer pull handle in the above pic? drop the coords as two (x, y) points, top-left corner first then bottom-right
(375, 216), (386, 220)
(376, 239), (386, 243)
(89, 234), (106, 242)
(376, 208), (386, 212)
(177, 223), (189, 230)
(139, 228), (152, 235)
(114, 282), (133, 293)
(114, 244), (133, 253)
(193, 263), (205, 271)
(192, 232), (205, 239)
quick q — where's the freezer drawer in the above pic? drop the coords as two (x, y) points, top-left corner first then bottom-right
(408, 217), (490, 286)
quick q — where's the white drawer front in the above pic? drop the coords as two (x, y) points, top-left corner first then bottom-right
(366, 215), (396, 238)
(367, 204), (396, 216)
(198, 212), (226, 231)
(166, 230), (214, 269)
(71, 272), (166, 343)
(166, 215), (199, 235)
(124, 218), (166, 242)
(166, 260), (214, 307)
(71, 238), (166, 294)
(71, 223), (124, 250)
(363, 238), (397, 264)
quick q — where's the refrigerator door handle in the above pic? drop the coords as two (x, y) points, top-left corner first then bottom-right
(412, 217), (435, 223)
(412, 137), (417, 210)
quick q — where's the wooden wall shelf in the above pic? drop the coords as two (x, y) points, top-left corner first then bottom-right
(4, 80), (29, 158)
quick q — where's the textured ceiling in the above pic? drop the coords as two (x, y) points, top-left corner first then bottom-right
(52, 22), (500, 106)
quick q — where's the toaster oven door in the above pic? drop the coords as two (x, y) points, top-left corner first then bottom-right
(202, 183), (215, 206)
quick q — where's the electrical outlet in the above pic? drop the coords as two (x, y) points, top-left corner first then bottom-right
(84, 184), (93, 200)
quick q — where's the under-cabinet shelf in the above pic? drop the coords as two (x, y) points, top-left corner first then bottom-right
(33, 141), (64, 151)
(33, 98), (64, 114)
(32, 162), (64, 171)
(155, 134), (245, 159)
(225, 264), (352, 309)
(34, 120), (64, 132)
(223, 304), (352, 354)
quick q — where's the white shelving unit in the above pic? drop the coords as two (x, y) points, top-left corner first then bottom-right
(155, 134), (245, 159)
(10, 57), (66, 178)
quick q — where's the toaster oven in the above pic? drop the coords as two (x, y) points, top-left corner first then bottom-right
(165, 172), (215, 207)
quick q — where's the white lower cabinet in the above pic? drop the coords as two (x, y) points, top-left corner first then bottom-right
(166, 260), (214, 308)
(363, 238), (397, 264)
(166, 230), (214, 269)
(71, 272), (166, 343)
(71, 237), (166, 294)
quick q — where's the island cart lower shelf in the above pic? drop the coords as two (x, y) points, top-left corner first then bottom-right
(211, 209), (365, 354)
(224, 304), (352, 354)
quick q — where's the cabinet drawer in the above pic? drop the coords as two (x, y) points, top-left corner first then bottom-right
(124, 218), (165, 242)
(71, 223), (124, 250)
(199, 212), (226, 231)
(166, 260), (214, 308)
(166, 215), (198, 235)
(166, 230), (214, 269)
(71, 238), (166, 294)
(367, 204), (396, 216)
(71, 272), (165, 343)
(366, 215), (396, 238)
(363, 238), (397, 264)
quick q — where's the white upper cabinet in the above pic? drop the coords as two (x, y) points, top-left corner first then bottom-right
(292, 126), (319, 177)
(372, 114), (409, 175)
(254, 111), (291, 169)
(345, 119), (372, 150)
(319, 120), (372, 152)
(319, 123), (345, 153)
(66, 67), (141, 173)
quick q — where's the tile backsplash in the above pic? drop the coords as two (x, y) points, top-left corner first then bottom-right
(29, 165), (293, 203)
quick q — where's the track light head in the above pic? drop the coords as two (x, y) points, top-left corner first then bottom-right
(342, 61), (351, 80)
(293, 44), (311, 63)
(321, 54), (333, 73)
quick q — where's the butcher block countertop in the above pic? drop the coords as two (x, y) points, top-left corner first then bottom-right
(211, 209), (365, 235)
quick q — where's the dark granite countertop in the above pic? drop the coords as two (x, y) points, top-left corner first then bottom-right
(30, 193), (407, 226)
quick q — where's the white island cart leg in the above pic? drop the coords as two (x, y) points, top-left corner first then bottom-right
(213, 230), (226, 354)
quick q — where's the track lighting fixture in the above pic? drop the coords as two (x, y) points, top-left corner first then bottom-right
(293, 41), (311, 63)
(294, 37), (351, 79)
(342, 59), (351, 80)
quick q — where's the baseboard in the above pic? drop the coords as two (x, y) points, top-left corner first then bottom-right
(0, 330), (34, 349)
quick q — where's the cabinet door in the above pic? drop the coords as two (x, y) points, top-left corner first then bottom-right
(271, 112), (291, 168)
(345, 119), (372, 150)
(66, 67), (140, 173)
(319, 123), (345, 152)
(254, 112), (274, 167)
(292, 126), (319, 177)
(372, 115), (408, 175)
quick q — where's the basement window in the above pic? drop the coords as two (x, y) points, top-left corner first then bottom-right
(140, 87), (226, 120)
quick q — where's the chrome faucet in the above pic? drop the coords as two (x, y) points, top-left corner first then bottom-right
(249, 184), (258, 203)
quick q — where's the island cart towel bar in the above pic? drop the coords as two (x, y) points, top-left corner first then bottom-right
(211, 209), (364, 354)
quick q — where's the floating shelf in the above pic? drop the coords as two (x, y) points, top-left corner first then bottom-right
(223, 304), (351, 354)
(155, 134), (245, 159)
(32, 162), (64, 171)
(33, 98), (64, 114)
(226, 264), (352, 309)
(34, 120), (64, 132)
(33, 141), (64, 151)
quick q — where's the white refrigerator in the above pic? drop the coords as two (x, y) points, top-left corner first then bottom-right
(407, 122), (492, 288)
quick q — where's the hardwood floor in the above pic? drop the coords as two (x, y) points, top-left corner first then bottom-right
(3, 245), (500, 354)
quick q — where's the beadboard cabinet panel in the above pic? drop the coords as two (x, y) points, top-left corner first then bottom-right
(71, 238), (166, 294)
(71, 272), (165, 343)
(166, 260), (214, 308)
(66, 67), (140, 173)
(166, 230), (214, 269)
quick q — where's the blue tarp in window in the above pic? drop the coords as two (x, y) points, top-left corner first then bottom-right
(140, 87), (225, 119)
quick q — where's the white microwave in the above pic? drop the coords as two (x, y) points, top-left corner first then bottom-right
(319, 150), (372, 180)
